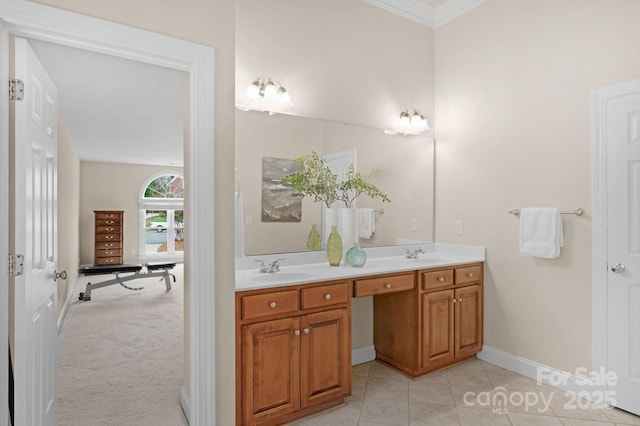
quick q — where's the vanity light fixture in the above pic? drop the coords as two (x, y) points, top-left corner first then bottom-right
(385, 108), (430, 135)
(244, 77), (292, 107)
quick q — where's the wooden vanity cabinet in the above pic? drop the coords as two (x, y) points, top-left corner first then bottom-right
(236, 281), (351, 426)
(373, 263), (483, 377)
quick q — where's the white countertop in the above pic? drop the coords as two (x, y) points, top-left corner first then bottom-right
(235, 242), (485, 292)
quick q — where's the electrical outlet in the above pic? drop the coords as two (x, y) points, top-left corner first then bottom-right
(245, 215), (252, 225)
(455, 220), (464, 236)
(410, 218), (418, 232)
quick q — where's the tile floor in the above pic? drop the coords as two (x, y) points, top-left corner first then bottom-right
(289, 359), (640, 426)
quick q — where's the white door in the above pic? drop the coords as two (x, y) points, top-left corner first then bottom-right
(606, 79), (640, 415)
(12, 37), (58, 425)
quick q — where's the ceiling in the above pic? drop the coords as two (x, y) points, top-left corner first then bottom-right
(28, 39), (185, 167)
(23, 0), (478, 168)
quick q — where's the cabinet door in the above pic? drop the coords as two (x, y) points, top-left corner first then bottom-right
(455, 285), (483, 357)
(300, 309), (350, 409)
(421, 289), (455, 368)
(242, 317), (301, 424)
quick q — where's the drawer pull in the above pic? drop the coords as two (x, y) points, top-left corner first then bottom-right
(324, 294), (331, 300)
(269, 302), (277, 309)
(106, 227), (113, 232)
(384, 283), (392, 289)
(106, 243), (113, 248)
(106, 220), (114, 225)
(294, 330), (300, 336)
(452, 298), (456, 303)
(438, 277), (444, 282)
(467, 272), (474, 277)
(303, 328), (310, 334)
(459, 297), (463, 302)
(105, 236), (113, 240)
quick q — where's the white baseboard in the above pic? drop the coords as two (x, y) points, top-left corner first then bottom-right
(180, 387), (190, 423)
(352, 345), (376, 365)
(478, 345), (605, 400)
(57, 276), (80, 334)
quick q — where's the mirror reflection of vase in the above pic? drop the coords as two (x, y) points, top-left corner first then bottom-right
(340, 207), (357, 256)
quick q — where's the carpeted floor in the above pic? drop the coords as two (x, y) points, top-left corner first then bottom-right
(57, 264), (188, 426)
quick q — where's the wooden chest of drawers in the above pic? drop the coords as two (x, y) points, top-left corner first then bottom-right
(94, 210), (124, 265)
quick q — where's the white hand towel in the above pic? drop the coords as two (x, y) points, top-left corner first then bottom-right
(519, 207), (564, 258)
(358, 208), (375, 239)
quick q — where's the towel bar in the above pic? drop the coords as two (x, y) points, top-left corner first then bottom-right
(507, 208), (584, 217)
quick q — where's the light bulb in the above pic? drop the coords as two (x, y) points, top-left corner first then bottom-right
(399, 111), (410, 131)
(410, 112), (422, 130)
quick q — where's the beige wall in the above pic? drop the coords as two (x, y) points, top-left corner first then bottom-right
(29, 1), (237, 423)
(434, 0), (640, 372)
(56, 122), (80, 316)
(78, 161), (183, 265)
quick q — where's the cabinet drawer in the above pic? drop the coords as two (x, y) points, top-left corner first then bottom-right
(96, 249), (122, 258)
(95, 241), (122, 250)
(95, 234), (122, 242)
(96, 218), (122, 226)
(95, 257), (122, 266)
(301, 282), (349, 310)
(455, 265), (482, 285)
(354, 273), (414, 297)
(95, 212), (121, 220)
(96, 226), (122, 234)
(241, 289), (299, 321)
(422, 269), (454, 290)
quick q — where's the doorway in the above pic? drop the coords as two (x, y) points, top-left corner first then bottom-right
(0, 2), (216, 424)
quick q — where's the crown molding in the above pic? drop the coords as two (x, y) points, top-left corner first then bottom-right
(362, 0), (489, 29)
(362, 0), (436, 28)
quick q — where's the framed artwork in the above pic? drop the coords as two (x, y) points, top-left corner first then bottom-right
(262, 157), (302, 222)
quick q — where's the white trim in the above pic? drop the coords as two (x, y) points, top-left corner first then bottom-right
(56, 276), (80, 333)
(0, 1), (216, 424)
(352, 345), (376, 365)
(478, 345), (604, 400)
(591, 78), (640, 402)
(362, 0), (435, 28)
(361, 0), (489, 29)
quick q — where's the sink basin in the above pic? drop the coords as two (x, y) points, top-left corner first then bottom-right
(406, 258), (447, 264)
(250, 272), (313, 282)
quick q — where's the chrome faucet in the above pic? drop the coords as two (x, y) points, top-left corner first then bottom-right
(405, 247), (425, 259)
(256, 258), (285, 273)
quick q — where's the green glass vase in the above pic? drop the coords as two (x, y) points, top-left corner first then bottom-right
(346, 243), (367, 267)
(326, 225), (343, 266)
(306, 224), (323, 251)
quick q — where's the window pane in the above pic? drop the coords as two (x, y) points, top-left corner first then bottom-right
(174, 210), (184, 252)
(145, 209), (168, 254)
(144, 175), (184, 199)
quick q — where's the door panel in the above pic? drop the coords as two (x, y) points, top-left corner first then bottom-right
(607, 85), (640, 415)
(300, 308), (350, 409)
(421, 289), (454, 368)
(12, 37), (58, 426)
(242, 317), (300, 424)
(455, 285), (482, 357)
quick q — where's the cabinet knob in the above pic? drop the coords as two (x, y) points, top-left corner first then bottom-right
(452, 298), (456, 303)
(294, 330), (300, 336)
(459, 297), (463, 302)
(384, 283), (392, 289)
(324, 294), (331, 300)
(303, 328), (310, 334)
(438, 277), (444, 282)
(269, 302), (277, 309)
(467, 272), (474, 277)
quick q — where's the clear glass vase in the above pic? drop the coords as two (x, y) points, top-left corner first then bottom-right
(306, 224), (323, 251)
(346, 243), (367, 267)
(326, 225), (343, 266)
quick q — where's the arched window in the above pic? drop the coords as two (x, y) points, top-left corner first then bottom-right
(139, 172), (184, 260)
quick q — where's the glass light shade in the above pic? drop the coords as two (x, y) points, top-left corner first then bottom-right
(399, 112), (410, 131)
(263, 81), (278, 101)
(410, 113), (422, 128)
(277, 87), (291, 105)
(244, 80), (260, 101)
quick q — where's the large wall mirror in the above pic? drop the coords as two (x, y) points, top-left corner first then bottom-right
(235, 110), (434, 255)
(235, 0), (436, 256)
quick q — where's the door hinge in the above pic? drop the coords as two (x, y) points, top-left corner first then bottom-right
(8, 254), (24, 277)
(9, 78), (24, 101)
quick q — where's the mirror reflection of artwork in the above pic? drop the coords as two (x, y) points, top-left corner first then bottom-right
(262, 157), (302, 222)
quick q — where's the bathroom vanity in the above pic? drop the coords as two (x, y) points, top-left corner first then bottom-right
(235, 244), (485, 426)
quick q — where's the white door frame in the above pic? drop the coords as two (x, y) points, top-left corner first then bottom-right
(592, 78), (640, 396)
(0, 1), (217, 424)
